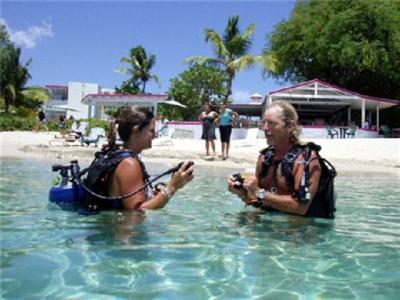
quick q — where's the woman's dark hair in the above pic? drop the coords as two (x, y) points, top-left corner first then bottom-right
(206, 103), (214, 111)
(108, 106), (154, 146)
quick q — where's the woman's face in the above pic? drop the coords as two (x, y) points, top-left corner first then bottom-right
(135, 119), (156, 150)
(262, 107), (292, 146)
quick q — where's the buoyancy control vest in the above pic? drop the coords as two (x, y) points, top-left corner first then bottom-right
(83, 146), (150, 211)
(258, 142), (336, 219)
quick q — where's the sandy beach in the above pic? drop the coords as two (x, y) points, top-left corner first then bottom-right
(0, 131), (399, 175)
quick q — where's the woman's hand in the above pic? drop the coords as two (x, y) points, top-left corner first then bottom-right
(168, 161), (194, 192)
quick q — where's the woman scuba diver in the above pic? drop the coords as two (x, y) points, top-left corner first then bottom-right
(91, 107), (194, 210)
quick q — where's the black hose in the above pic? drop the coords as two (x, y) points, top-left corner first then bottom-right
(70, 161), (188, 201)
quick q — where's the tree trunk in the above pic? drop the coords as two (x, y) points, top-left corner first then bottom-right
(224, 74), (233, 102)
(4, 101), (9, 113)
(142, 81), (146, 94)
(4, 91), (11, 113)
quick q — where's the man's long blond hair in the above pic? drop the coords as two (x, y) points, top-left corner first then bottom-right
(267, 100), (301, 144)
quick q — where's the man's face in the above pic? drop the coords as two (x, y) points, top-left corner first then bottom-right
(262, 107), (291, 146)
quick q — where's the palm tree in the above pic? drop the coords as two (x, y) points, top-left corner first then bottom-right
(21, 86), (50, 109)
(0, 46), (32, 112)
(186, 15), (276, 102)
(115, 45), (160, 94)
(1, 25), (49, 112)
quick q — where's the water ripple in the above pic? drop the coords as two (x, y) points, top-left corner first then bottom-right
(1, 160), (399, 299)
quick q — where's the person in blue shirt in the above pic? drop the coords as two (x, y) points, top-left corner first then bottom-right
(215, 102), (238, 160)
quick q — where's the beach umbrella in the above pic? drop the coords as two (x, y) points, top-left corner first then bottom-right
(250, 93), (263, 101)
(52, 104), (80, 112)
(162, 100), (187, 108)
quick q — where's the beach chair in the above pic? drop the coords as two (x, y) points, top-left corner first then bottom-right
(234, 128), (259, 147)
(153, 127), (175, 146)
(345, 126), (357, 138)
(70, 121), (79, 132)
(326, 126), (339, 139)
(74, 121), (89, 137)
(379, 125), (393, 138)
(80, 127), (106, 147)
(48, 121), (89, 146)
(157, 124), (169, 137)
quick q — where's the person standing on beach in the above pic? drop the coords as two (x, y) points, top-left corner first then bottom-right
(38, 109), (46, 123)
(215, 102), (238, 160)
(227, 100), (334, 218)
(103, 107), (194, 210)
(199, 103), (219, 157)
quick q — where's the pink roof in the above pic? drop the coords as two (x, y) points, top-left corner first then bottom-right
(268, 79), (399, 105)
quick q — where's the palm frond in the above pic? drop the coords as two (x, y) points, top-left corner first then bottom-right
(204, 29), (229, 58)
(120, 57), (132, 64)
(150, 74), (161, 88)
(229, 55), (257, 72)
(241, 23), (256, 42)
(22, 87), (50, 104)
(114, 67), (131, 74)
(225, 15), (240, 42)
(5, 83), (16, 99)
(148, 55), (156, 69)
(260, 52), (279, 73)
(183, 56), (223, 68)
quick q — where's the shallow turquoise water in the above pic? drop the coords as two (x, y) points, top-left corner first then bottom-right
(1, 158), (399, 299)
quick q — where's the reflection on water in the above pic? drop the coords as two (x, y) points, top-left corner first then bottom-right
(0, 158), (399, 299)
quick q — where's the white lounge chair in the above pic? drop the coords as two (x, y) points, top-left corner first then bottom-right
(74, 121), (89, 137)
(49, 121), (89, 146)
(80, 127), (106, 147)
(153, 127), (175, 146)
(234, 128), (259, 147)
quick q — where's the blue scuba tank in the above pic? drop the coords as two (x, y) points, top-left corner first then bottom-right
(49, 161), (87, 209)
(49, 183), (86, 207)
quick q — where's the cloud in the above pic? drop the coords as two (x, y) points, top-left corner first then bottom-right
(232, 89), (252, 104)
(0, 18), (54, 49)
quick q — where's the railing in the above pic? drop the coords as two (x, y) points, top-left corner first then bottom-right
(46, 99), (69, 107)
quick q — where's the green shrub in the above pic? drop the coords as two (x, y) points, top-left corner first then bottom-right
(87, 118), (110, 133)
(0, 113), (111, 133)
(46, 120), (61, 131)
(0, 113), (37, 131)
(15, 107), (37, 118)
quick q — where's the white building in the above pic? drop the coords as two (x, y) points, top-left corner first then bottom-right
(45, 82), (111, 120)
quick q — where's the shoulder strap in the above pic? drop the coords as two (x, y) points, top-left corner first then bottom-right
(302, 141), (321, 153)
(259, 146), (275, 178)
(297, 145), (312, 203)
(281, 145), (303, 187)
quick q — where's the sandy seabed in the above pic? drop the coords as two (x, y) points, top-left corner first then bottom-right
(0, 131), (399, 176)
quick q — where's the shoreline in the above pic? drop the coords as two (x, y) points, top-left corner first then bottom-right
(1, 131), (399, 176)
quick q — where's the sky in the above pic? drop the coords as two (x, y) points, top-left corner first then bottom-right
(1, 0), (296, 103)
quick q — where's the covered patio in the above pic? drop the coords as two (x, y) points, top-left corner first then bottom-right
(81, 93), (185, 119)
(265, 79), (400, 138)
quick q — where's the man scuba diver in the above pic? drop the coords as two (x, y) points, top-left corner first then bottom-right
(227, 100), (336, 218)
